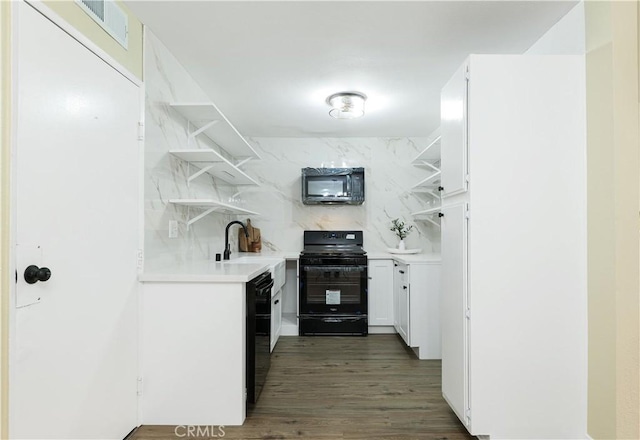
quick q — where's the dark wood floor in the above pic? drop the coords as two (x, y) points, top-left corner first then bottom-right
(133, 335), (475, 440)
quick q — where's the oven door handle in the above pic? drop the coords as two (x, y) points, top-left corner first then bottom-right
(320, 317), (364, 323)
(303, 265), (367, 272)
(257, 279), (274, 294)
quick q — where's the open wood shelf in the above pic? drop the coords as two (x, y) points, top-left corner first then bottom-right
(411, 135), (441, 165)
(411, 205), (442, 228)
(170, 149), (260, 186)
(411, 171), (441, 190)
(411, 206), (441, 217)
(169, 199), (260, 228)
(170, 102), (260, 159)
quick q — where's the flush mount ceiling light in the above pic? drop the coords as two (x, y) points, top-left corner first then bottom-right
(326, 92), (367, 119)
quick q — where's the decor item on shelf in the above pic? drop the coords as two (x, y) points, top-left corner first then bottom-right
(390, 218), (413, 251)
(326, 92), (367, 119)
(239, 219), (262, 253)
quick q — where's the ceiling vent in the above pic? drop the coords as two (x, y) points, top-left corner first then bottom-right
(76, 0), (128, 49)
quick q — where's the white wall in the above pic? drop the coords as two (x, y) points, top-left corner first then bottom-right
(144, 30), (439, 262)
(584, 2), (640, 438)
(526, 2), (585, 55)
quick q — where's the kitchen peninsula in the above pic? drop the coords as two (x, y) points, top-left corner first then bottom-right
(139, 255), (293, 426)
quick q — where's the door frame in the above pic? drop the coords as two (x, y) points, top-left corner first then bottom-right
(5, 0), (145, 434)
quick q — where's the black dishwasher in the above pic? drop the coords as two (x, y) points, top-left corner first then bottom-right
(246, 270), (273, 407)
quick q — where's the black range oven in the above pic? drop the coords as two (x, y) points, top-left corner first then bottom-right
(299, 231), (368, 336)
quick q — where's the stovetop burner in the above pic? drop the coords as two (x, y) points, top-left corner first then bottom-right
(301, 244), (366, 256)
(300, 231), (366, 256)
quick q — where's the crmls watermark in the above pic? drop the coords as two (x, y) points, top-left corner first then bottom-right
(174, 425), (226, 438)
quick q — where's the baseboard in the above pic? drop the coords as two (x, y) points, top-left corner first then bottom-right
(368, 326), (396, 334)
(282, 325), (397, 336)
(471, 433), (590, 439)
(123, 426), (140, 440)
(281, 326), (396, 336)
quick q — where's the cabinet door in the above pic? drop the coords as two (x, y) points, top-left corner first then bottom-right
(441, 60), (468, 198)
(271, 290), (282, 352)
(394, 263), (410, 345)
(440, 203), (469, 426)
(398, 283), (409, 345)
(368, 260), (394, 326)
(393, 262), (400, 330)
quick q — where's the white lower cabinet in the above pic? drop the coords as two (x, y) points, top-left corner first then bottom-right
(392, 260), (441, 360)
(367, 259), (394, 326)
(368, 257), (441, 359)
(270, 289), (282, 352)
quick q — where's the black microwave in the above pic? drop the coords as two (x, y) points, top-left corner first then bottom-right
(301, 167), (365, 205)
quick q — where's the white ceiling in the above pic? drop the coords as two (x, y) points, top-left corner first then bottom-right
(125, 1), (578, 138)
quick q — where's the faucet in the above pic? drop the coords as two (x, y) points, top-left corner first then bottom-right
(223, 220), (249, 260)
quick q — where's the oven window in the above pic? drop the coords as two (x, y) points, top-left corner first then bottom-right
(307, 178), (345, 196)
(303, 267), (363, 305)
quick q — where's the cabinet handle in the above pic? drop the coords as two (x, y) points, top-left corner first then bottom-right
(438, 186), (444, 192)
(399, 270), (405, 274)
(368, 277), (372, 280)
(274, 299), (280, 305)
(403, 286), (408, 290)
(438, 212), (444, 218)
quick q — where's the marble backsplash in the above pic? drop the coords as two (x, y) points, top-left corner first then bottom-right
(144, 30), (236, 269)
(240, 137), (440, 253)
(143, 30), (440, 268)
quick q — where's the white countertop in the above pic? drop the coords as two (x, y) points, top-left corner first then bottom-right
(367, 252), (441, 264)
(139, 258), (275, 283)
(139, 250), (440, 283)
(237, 250), (441, 263)
(140, 251), (301, 283)
(234, 251), (300, 260)
(247, 250), (440, 263)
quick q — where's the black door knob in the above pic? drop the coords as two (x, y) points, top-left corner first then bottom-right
(24, 265), (51, 284)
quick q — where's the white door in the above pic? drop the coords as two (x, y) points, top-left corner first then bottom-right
(11, 3), (140, 439)
(440, 60), (468, 198)
(440, 203), (469, 426)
